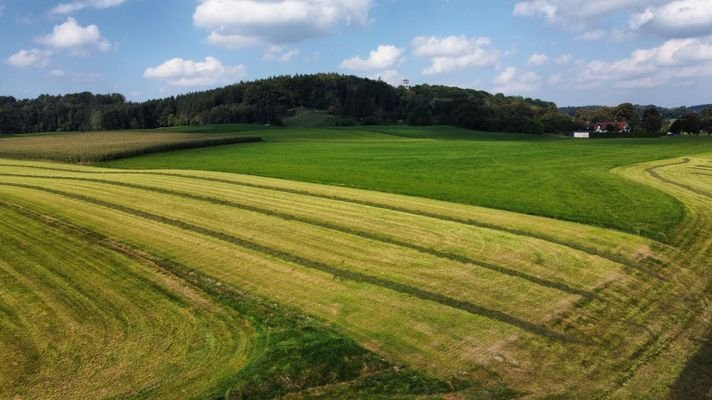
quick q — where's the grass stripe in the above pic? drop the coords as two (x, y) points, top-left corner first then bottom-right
(0, 163), (636, 269)
(0, 173), (596, 300)
(646, 159), (712, 199)
(0, 181), (573, 342)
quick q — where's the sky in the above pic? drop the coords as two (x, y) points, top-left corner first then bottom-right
(2, 0), (712, 107)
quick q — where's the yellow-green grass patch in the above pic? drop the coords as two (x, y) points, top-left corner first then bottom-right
(0, 204), (255, 400)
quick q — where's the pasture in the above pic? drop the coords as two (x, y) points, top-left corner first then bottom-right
(1, 152), (710, 398)
(0, 130), (260, 163)
(104, 125), (712, 239)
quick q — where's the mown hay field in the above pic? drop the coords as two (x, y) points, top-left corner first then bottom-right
(0, 200), (255, 399)
(1, 155), (710, 398)
(0, 131), (260, 163)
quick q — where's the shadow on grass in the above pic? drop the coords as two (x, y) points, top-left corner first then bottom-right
(670, 330), (712, 400)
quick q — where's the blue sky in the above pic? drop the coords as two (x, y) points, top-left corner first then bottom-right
(2, 0), (712, 106)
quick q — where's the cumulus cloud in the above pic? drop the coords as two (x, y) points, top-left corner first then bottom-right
(514, 0), (712, 41)
(144, 56), (247, 87)
(194, 0), (372, 48)
(6, 49), (53, 68)
(578, 36), (712, 88)
(340, 45), (404, 70)
(37, 17), (111, 53)
(263, 46), (300, 62)
(528, 52), (548, 66)
(494, 67), (541, 93)
(627, 0), (712, 38)
(50, 0), (126, 15)
(411, 35), (500, 75)
(512, 0), (668, 24)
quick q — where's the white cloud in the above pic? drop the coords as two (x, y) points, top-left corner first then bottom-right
(411, 35), (500, 75)
(528, 52), (549, 66)
(340, 45), (404, 71)
(494, 67), (541, 93)
(144, 56), (247, 87)
(514, 0), (712, 41)
(194, 0), (372, 48)
(6, 49), (53, 68)
(627, 0), (712, 38)
(512, 0), (668, 24)
(578, 36), (712, 88)
(37, 17), (111, 53)
(50, 0), (126, 15)
(263, 46), (300, 62)
(369, 70), (405, 86)
(49, 68), (65, 76)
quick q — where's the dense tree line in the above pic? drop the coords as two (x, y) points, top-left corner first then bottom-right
(0, 74), (578, 135)
(560, 103), (712, 120)
(571, 102), (712, 136)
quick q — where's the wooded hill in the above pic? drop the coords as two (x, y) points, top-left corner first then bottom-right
(0, 73), (573, 135)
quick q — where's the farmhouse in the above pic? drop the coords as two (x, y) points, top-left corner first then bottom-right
(594, 121), (631, 133)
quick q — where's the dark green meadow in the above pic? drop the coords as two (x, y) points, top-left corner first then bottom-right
(104, 125), (712, 240)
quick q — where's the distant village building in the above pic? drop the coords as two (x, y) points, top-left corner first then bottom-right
(593, 121), (631, 133)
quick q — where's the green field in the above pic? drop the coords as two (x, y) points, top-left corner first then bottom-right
(104, 125), (712, 239)
(1, 125), (711, 399)
(1, 151), (711, 398)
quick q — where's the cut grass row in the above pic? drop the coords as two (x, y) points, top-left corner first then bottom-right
(0, 182), (518, 377)
(0, 171), (606, 299)
(0, 159), (699, 398)
(492, 154), (712, 398)
(0, 166), (639, 306)
(0, 195), (469, 400)
(0, 180), (575, 341)
(609, 155), (712, 398)
(0, 160), (657, 269)
(0, 202), (255, 400)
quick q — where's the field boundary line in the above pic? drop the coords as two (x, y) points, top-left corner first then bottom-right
(0, 172), (597, 300)
(0, 181), (575, 342)
(0, 162), (641, 270)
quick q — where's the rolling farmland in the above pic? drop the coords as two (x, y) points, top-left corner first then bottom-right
(1, 152), (709, 398)
(105, 125), (712, 238)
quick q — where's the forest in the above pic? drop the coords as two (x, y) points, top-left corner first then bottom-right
(0, 74), (568, 134)
(1, 73), (710, 136)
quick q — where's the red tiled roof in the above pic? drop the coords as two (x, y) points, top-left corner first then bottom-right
(594, 121), (629, 128)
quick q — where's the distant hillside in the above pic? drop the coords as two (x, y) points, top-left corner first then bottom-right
(1, 73), (569, 135)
